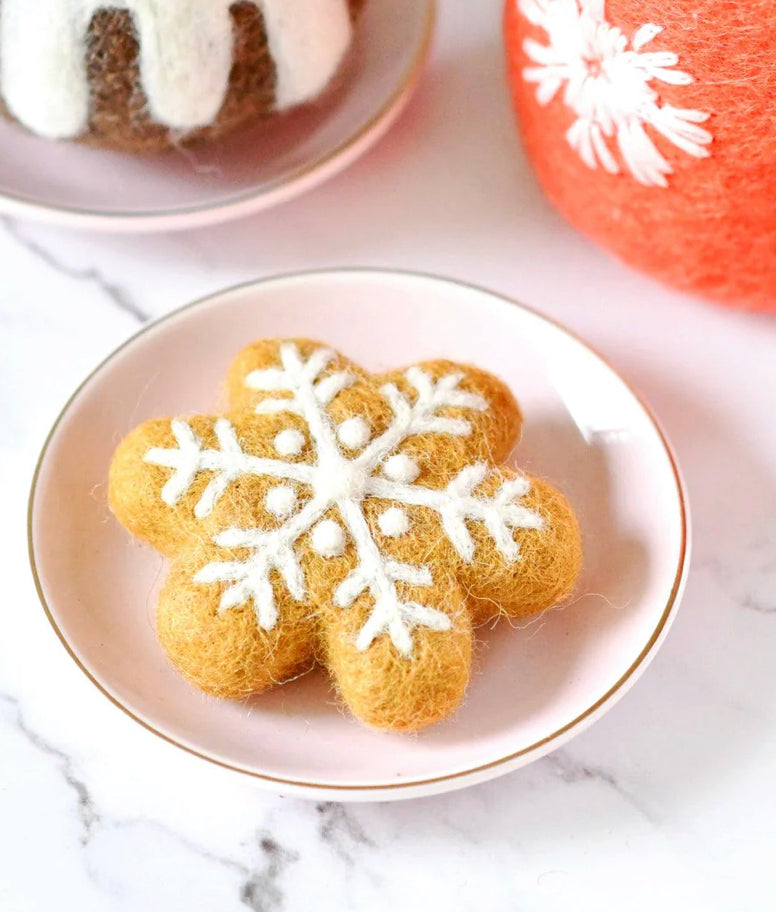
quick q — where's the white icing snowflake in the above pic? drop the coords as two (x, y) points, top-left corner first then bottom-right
(518, 0), (712, 186)
(144, 343), (543, 658)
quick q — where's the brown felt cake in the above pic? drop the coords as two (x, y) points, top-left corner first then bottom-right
(0, 0), (365, 153)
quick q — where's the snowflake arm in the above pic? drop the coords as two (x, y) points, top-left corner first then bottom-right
(356, 367), (488, 472)
(367, 466), (544, 563)
(144, 417), (313, 518)
(353, 599), (452, 658)
(193, 497), (328, 629)
(245, 342), (353, 433)
(334, 499), (450, 657)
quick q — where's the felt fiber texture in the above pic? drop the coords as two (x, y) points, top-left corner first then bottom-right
(0, 0), (364, 153)
(109, 338), (582, 732)
(505, 0), (776, 312)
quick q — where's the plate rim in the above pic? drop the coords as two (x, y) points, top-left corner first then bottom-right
(0, 0), (435, 233)
(28, 268), (690, 800)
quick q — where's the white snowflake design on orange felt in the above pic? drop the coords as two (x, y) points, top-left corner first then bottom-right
(518, 0), (712, 187)
(144, 342), (544, 657)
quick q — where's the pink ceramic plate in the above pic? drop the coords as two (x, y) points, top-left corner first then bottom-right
(29, 270), (689, 801)
(0, 0), (433, 233)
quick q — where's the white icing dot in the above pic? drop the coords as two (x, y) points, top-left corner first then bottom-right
(383, 453), (420, 483)
(378, 507), (410, 538)
(274, 428), (305, 457)
(311, 519), (346, 558)
(337, 416), (371, 450)
(265, 484), (297, 518)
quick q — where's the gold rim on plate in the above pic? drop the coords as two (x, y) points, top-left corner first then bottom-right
(28, 269), (689, 795)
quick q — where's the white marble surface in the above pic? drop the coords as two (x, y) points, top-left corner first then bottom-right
(1, 2), (775, 909)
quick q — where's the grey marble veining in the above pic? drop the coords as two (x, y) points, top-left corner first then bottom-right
(0, 216), (149, 324)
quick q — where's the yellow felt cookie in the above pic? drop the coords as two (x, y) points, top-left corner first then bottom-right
(109, 338), (582, 732)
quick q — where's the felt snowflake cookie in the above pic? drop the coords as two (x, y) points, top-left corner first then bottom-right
(109, 339), (582, 731)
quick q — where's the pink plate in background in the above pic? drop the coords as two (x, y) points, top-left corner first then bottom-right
(28, 270), (689, 801)
(0, 0), (434, 233)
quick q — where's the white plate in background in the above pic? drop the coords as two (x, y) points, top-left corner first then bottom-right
(0, 0), (434, 232)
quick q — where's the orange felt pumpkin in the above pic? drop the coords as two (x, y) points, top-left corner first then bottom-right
(504, 0), (776, 312)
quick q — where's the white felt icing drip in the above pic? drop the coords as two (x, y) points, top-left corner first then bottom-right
(0, 0), (353, 139)
(258, 0), (352, 109)
(145, 343), (545, 658)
